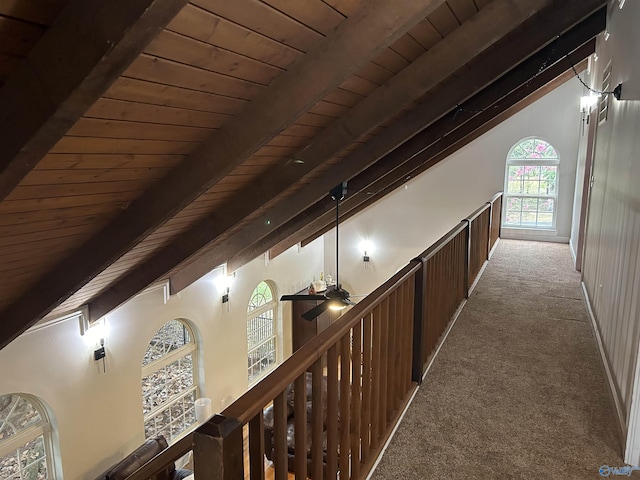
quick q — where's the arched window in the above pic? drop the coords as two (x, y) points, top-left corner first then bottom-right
(247, 281), (278, 383)
(142, 319), (198, 442)
(0, 394), (55, 479)
(503, 137), (559, 229)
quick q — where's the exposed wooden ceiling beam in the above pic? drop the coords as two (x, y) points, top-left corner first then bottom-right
(0, 0), (449, 346)
(233, 35), (597, 265)
(286, 24), (603, 249)
(298, 55), (592, 248)
(168, 1), (605, 292)
(166, 0), (561, 293)
(0, 0), (190, 202)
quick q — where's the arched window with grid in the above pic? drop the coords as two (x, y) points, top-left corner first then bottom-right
(0, 394), (55, 479)
(503, 137), (559, 229)
(142, 319), (198, 442)
(247, 281), (278, 383)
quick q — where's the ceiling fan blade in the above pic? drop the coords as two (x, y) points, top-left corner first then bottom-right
(344, 298), (357, 306)
(280, 294), (326, 301)
(302, 301), (331, 321)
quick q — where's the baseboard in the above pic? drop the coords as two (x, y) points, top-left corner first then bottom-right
(569, 239), (577, 266)
(582, 282), (627, 450)
(625, 345), (640, 465)
(366, 238), (492, 478)
(501, 229), (569, 244)
(365, 384), (420, 480)
(422, 299), (468, 382)
(366, 298), (467, 480)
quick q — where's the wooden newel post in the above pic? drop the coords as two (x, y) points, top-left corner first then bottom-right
(411, 258), (426, 383)
(463, 219), (471, 298)
(193, 414), (244, 480)
(486, 201), (493, 261)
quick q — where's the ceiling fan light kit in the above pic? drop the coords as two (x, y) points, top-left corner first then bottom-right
(281, 182), (355, 320)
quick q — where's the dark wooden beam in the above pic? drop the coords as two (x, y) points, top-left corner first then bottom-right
(292, 24), (602, 247)
(169, 1), (605, 291)
(0, 0), (449, 342)
(0, 0), (190, 201)
(299, 56), (591, 247)
(235, 45), (594, 261)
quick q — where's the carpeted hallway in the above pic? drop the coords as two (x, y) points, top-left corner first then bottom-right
(371, 239), (634, 479)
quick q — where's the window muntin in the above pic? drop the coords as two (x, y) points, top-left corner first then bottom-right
(247, 281), (277, 382)
(503, 138), (559, 229)
(0, 395), (53, 480)
(142, 320), (197, 442)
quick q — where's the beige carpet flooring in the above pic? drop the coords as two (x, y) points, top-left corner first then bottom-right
(371, 239), (635, 479)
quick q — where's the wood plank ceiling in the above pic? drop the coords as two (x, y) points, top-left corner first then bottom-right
(0, 0), (607, 349)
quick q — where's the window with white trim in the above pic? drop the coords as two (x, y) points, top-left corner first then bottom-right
(0, 394), (55, 480)
(247, 281), (278, 383)
(503, 137), (559, 229)
(142, 319), (198, 442)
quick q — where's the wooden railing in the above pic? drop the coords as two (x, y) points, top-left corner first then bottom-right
(466, 204), (490, 290)
(122, 192), (503, 480)
(194, 262), (420, 480)
(412, 223), (468, 380)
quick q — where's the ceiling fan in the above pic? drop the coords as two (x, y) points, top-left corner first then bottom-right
(281, 182), (356, 321)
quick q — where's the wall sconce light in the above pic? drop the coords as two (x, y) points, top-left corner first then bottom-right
(612, 83), (640, 101)
(358, 240), (374, 269)
(580, 94), (599, 112)
(215, 270), (235, 307)
(80, 313), (109, 372)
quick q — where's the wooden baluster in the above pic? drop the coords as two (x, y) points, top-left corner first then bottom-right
(361, 312), (373, 463)
(412, 259), (426, 383)
(379, 297), (389, 428)
(294, 374), (308, 479)
(350, 320), (362, 479)
(326, 345), (339, 480)
(310, 359), (323, 480)
(426, 257), (434, 356)
(249, 411), (265, 480)
(424, 258), (433, 363)
(387, 290), (397, 413)
(273, 391), (288, 480)
(193, 414), (243, 480)
(339, 333), (351, 478)
(404, 276), (415, 391)
(370, 305), (382, 448)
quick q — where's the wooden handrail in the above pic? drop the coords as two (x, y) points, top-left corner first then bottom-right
(465, 202), (491, 222)
(489, 191), (503, 203)
(121, 192), (503, 480)
(223, 259), (422, 423)
(415, 221), (467, 262)
(125, 433), (194, 480)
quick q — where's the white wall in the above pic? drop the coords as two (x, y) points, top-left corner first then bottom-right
(0, 239), (322, 480)
(326, 78), (583, 295)
(580, 2), (640, 464)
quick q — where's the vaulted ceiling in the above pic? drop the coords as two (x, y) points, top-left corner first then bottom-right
(0, 0), (606, 349)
